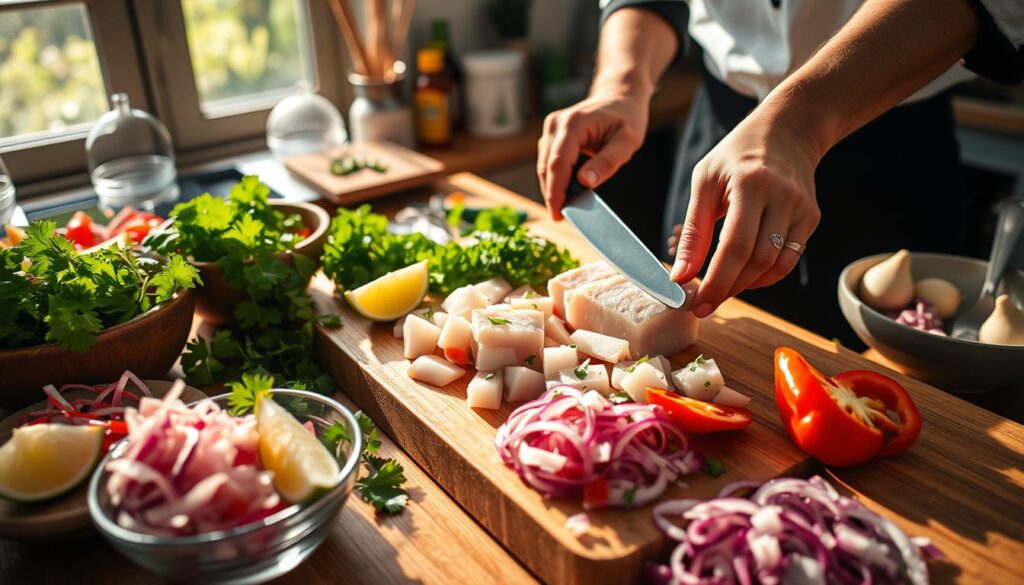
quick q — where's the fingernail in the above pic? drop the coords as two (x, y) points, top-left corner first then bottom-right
(581, 169), (598, 186)
(670, 260), (690, 280)
(694, 303), (714, 318)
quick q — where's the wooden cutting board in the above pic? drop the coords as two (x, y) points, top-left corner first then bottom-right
(285, 141), (445, 205)
(308, 189), (816, 584)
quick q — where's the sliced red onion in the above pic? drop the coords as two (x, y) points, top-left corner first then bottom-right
(651, 476), (937, 585)
(564, 512), (591, 538)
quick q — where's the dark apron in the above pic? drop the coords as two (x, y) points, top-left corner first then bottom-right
(663, 68), (968, 346)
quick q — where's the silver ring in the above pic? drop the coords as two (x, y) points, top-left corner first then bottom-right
(783, 241), (806, 255)
(769, 233), (785, 250)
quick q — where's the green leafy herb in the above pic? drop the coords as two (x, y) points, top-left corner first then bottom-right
(330, 156), (388, 177)
(625, 355), (650, 374)
(0, 221), (199, 352)
(356, 411), (381, 454)
(574, 359), (591, 380)
(226, 372), (275, 415)
(704, 380), (711, 388)
(358, 454), (409, 514)
(688, 354), (707, 373)
(484, 372), (496, 380)
(622, 487), (638, 508)
(422, 307), (434, 320)
(314, 313), (343, 328)
(608, 391), (633, 405)
(525, 354), (536, 366)
(701, 457), (726, 478)
(488, 316), (511, 325)
(523, 289), (537, 299)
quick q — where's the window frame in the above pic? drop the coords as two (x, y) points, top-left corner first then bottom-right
(132, 0), (349, 153)
(0, 0), (151, 187)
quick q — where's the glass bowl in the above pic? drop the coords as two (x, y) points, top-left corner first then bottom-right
(87, 389), (363, 585)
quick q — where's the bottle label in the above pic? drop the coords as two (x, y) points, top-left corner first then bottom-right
(414, 89), (451, 144)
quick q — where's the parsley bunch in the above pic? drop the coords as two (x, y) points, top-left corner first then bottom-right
(0, 221), (199, 351)
(321, 204), (578, 295)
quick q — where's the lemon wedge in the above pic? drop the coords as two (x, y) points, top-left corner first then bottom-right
(343, 260), (429, 321)
(256, 395), (340, 503)
(0, 424), (105, 502)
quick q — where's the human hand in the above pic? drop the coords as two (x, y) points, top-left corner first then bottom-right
(667, 113), (823, 318)
(537, 90), (650, 220)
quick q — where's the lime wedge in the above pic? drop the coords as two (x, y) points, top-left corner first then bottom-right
(0, 424), (105, 502)
(343, 260), (429, 322)
(256, 395), (340, 503)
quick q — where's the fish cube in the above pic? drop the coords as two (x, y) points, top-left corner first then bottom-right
(558, 363), (611, 395)
(403, 314), (441, 359)
(474, 277), (514, 305)
(475, 345), (518, 370)
(467, 370), (503, 409)
(566, 276), (698, 357)
(438, 315), (473, 366)
(548, 261), (618, 317)
(612, 355), (671, 390)
(620, 361), (671, 402)
(408, 355), (466, 387)
(672, 357), (724, 402)
(543, 345), (578, 380)
(714, 386), (750, 408)
(504, 285), (536, 301)
(471, 307), (544, 361)
(545, 315), (572, 346)
(544, 336), (561, 348)
(442, 285), (489, 319)
(570, 329), (630, 363)
(510, 295), (554, 318)
(504, 366), (546, 402)
(394, 316), (406, 339)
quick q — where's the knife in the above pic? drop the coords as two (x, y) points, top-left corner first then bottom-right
(562, 166), (690, 309)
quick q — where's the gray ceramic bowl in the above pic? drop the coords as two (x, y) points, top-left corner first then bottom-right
(839, 252), (1024, 394)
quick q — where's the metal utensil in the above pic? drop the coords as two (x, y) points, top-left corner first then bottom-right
(951, 198), (1024, 340)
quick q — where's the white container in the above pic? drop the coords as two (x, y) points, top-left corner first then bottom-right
(462, 50), (523, 137)
(348, 72), (415, 148)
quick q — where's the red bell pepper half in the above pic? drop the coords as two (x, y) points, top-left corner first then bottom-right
(774, 347), (921, 467)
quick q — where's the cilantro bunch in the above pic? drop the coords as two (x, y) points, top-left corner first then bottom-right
(0, 221), (200, 351)
(146, 176), (339, 392)
(321, 204), (578, 295)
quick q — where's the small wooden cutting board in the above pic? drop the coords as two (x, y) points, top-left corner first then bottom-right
(285, 141), (446, 205)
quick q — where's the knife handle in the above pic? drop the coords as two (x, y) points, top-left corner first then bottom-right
(566, 155), (592, 200)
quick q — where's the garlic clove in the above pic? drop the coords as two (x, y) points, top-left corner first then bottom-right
(979, 294), (1024, 346)
(860, 249), (914, 312)
(914, 277), (961, 320)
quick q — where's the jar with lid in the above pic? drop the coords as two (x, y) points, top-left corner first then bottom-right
(348, 63), (415, 147)
(462, 50), (524, 137)
(86, 93), (178, 211)
(413, 48), (454, 148)
(266, 88), (347, 160)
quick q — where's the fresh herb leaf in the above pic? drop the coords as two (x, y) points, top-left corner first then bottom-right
(226, 372), (275, 415)
(704, 380), (711, 388)
(622, 487), (637, 508)
(358, 454), (409, 514)
(356, 411), (381, 454)
(574, 359), (591, 380)
(487, 316), (510, 325)
(688, 354), (706, 372)
(422, 307), (434, 320)
(625, 355), (649, 374)
(484, 372), (496, 380)
(523, 290), (537, 299)
(701, 457), (726, 478)
(314, 313), (342, 328)
(568, 343), (577, 349)
(323, 421), (351, 456)
(608, 391), (633, 405)
(525, 354), (536, 366)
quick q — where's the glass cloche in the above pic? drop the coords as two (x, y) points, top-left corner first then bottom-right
(266, 88), (347, 160)
(86, 93), (179, 211)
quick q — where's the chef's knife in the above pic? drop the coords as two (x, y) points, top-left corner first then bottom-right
(562, 165), (689, 309)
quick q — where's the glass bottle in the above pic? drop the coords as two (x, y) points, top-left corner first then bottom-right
(86, 93), (179, 211)
(430, 19), (464, 130)
(414, 48), (453, 148)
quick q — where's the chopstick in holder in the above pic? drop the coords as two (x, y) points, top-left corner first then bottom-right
(392, 0), (416, 68)
(365, 0), (383, 77)
(327, 0), (369, 76)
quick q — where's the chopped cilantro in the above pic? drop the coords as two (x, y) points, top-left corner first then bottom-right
(525, 354), (536, 366)
(487, 316), (511, 325)
(608, 391), (633, 404)
(625, 355), (650, 374)
(574, 359), (591, 380)
(688, 354), (707, 372)
(484, 372), (496, 380)
(523, 290), (537, 299)
(622, 487), (638, 508)
(423, 307), (434, 320)
(704, 380), (711, 388)
(315, 313), (343, 328)
(701, 457), (726, 478)
(358, 454), (409, 514)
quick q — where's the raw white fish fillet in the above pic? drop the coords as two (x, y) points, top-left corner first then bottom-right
(612, 355), (671, 390)
(467, 370), (503, 409)
(620, 361), (671, 402)
(475, 345), (518, 370)
(545, 315), (572, 346)
(566, 275), (698, 357)
(558, 363), (611, 395)
(504, 366), (546, 402)
(474, 277), (513, 305)
(543, 345), (578, 380)
(504, 285), (535, 301)
(569, 329), (630, 363)
(672, 358), (724, 402)
(471, 307), (544, 362)
(714, 386), (750, 408)
(408, 355), (466, 387)
(510, 295), (554, 318)
(437, 315), (473, 366)
(403, 315), (441, 359)
(548, 261), (618, 317)
(442, 285), (489, 319)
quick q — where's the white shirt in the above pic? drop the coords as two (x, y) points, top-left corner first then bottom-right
(687, 0), (975, 103)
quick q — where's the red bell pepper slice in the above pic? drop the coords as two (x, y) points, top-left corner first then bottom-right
(646, 388), (753, 434)
(774, 347), (921, 467)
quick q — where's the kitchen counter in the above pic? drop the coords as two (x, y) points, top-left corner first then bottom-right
(1, 172), (1021, 584)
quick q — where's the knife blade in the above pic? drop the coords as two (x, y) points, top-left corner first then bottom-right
(562, 185), (689, 309)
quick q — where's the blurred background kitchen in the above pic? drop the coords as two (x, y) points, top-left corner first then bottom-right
(1, 0), (1022, 342)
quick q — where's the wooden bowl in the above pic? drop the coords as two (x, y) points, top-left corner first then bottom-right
(0, 380), (208, 541)
(0, 289), (196, 409)
(192, 201), (330, 326)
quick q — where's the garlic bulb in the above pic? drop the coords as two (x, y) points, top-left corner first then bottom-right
(979, 295), (1024, 346)
(914, 278), (961, 319)
(860, 249), (914, 312)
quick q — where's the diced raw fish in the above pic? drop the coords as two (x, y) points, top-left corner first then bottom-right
(510, 295), (554, 318)
(403, 315), (441, 359)
(504, 285), (535, 301)
(504, 366), (546, 402)
(570, 329), (630, 363)
(545, 314), (572, 346)
(474, 277), (513, 305)
(467, 370), (503, 409)
(394, 316), (406, 339)
(475, 345), (518, 370)
(620, 361), (671, 402)
(548, 261), (618, 317)
(544, 336), (560, 348)
(410, 307), (448, 328)
(471, 307), (544, 361)
(558, 363), (611, 395)
(430, 311), (448, 328)
(612, 355), (671, 390)
(672, 357), (724, 402)
(408, 355), (466, 387)
(713, 386), (750, 408)
(543, 345), (578, 380)
(438, 315), (473, 366)
(566, 275), (699, 357)
(442, 285), (489, 319)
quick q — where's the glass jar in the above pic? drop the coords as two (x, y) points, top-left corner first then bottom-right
(0, 155), (15, 226)
(266, 89), (347, 160)
(86, 93), (179, 211)
(348, 63), (415, 147)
